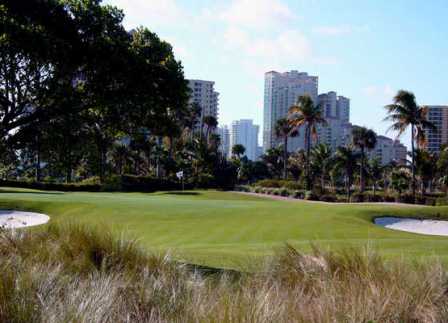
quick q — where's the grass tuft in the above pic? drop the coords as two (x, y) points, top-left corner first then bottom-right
(0, 225), (448, 322)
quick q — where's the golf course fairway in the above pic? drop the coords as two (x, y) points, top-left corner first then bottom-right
(1, 187), (448, 269)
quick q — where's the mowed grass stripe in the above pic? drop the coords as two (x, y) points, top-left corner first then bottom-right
(0, 188), (448, 269)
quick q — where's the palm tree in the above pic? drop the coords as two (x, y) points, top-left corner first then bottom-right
(334, 146), (359, 200)
(352, 126), (377, 193)
(414, 149), (436, 194)
(385, 90), (436, 200)
(288, 95), (327, 190)
(202, 115), (218, 143)
(311, 143), (332, 191)
(231, 144), (245, 159)
(368, 158), (383, 197)
(275, 118), (299, 179)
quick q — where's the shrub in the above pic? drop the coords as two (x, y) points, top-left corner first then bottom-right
(304, 190), (318, 201)
(350, 192), (365, 203)
(436, 197), (448, 206)
(283, 181), (302, 190)
(396, 193), (415, 204)
(319, 194), (337, 202)
(254, 187), (262, 194)
(277, 188), (288, 197)
(272, 189), (280, 196)
(383, 194), (396, 202)
(292, 190), (304, 199)
(254, 179), (283, 188)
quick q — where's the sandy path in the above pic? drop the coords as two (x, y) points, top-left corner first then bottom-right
(236, 192), (426, 207)
(0, 210), (50, 228)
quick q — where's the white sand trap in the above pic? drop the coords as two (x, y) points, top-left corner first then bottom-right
(375, 217), (448, 236)
(0, 210), (50, 229)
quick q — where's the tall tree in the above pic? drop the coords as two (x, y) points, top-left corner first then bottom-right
(288, 95), (327, 190)
(231, 144), (246, 159)
(352, 126), (377, 193)
(202, 115), (218, 143)
(275, 118), (298, 179)
(385, 90), (436, 200)
(311, 144), (332, 191)
(334, 146), (359, 200)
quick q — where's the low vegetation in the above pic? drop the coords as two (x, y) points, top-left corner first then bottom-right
(1, 224), (447, 322)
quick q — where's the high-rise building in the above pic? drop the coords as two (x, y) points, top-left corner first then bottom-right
(263, 70), (318, 152)
(217, 126), (230, 158)
(317, 91), (351, 151)
(367, 135), (407, 165)
(424, 105), (448, 154)
(230, 119), (259, 160)
(187, 80), (219, 130)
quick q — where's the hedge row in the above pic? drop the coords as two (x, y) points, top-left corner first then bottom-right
(236, 185), (448, 206)
(0, 175), (187, 192)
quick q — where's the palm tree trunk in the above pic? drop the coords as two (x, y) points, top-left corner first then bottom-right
(283, 136), (288, 180)
(360, 147), (365, 193)
(411, 124), (416, 202)
(306, 125), (311, 191)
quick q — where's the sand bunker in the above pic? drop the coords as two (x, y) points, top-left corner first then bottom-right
(375, 217), (448, 236)
(0, 210), (50, 229)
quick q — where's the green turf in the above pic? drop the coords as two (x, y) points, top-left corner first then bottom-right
(1, 187), (448, 269)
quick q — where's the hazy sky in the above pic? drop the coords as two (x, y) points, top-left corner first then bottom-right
(105, 0), (448, 149)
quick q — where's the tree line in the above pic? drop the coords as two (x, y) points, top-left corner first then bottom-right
(0, 0), (237, 188)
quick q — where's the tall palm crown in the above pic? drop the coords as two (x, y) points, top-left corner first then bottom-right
(384, 90), (436, 199)
(352, 126), (377, 193)
(202, 115), (218, 142)
(288, 95), (327, 190)
(275, 118), (299, 179)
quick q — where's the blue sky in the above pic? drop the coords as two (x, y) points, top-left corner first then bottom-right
(105, 0), (448, 149)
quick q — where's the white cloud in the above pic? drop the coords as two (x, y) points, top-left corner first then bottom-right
(105, 0), (188, 29)
(313, 25), (368, 36)
(220, 0), (295, 31)
(362, 85), (395, 103)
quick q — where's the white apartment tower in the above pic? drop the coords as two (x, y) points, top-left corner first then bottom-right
(188, 80), (219, 130)
(317, 92), (351, 151)
(231, 119), (259, 160)
(424, 105), (448, 154)
(217, 126), (230, 158)
(367, 135), (407, 165)
(263, 70), (318, 152)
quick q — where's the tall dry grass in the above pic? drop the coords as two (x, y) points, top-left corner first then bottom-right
(0, 224), (447, 322)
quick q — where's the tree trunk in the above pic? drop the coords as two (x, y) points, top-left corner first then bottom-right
(35, 134), (41, 182)
(360, 147), (365, 193)
(411, 124), (416, 202)
(305, 125), (311, 191)
(283, 136), (288, 180)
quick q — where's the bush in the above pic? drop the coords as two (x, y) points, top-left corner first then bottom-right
(0, 179), (101, 192)
(436, 197), (448, 206)
(104, 175), (182, 192)
(254, 179), (283, 188)
(383, 194), (396, 202)
(254, 187), (262, 193)
(292, 190), (305, 199)
(319, 194), (337, 202)
(350, 192), (365, 203)
(272, 189), (280, 196)
(283, 181), (302, 190)
(304, 190), (318, 201)
(279, 188), (289, 197)
(396, 193), (415, 204)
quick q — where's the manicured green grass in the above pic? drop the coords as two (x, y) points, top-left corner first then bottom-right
(1, 187), (448, 269)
